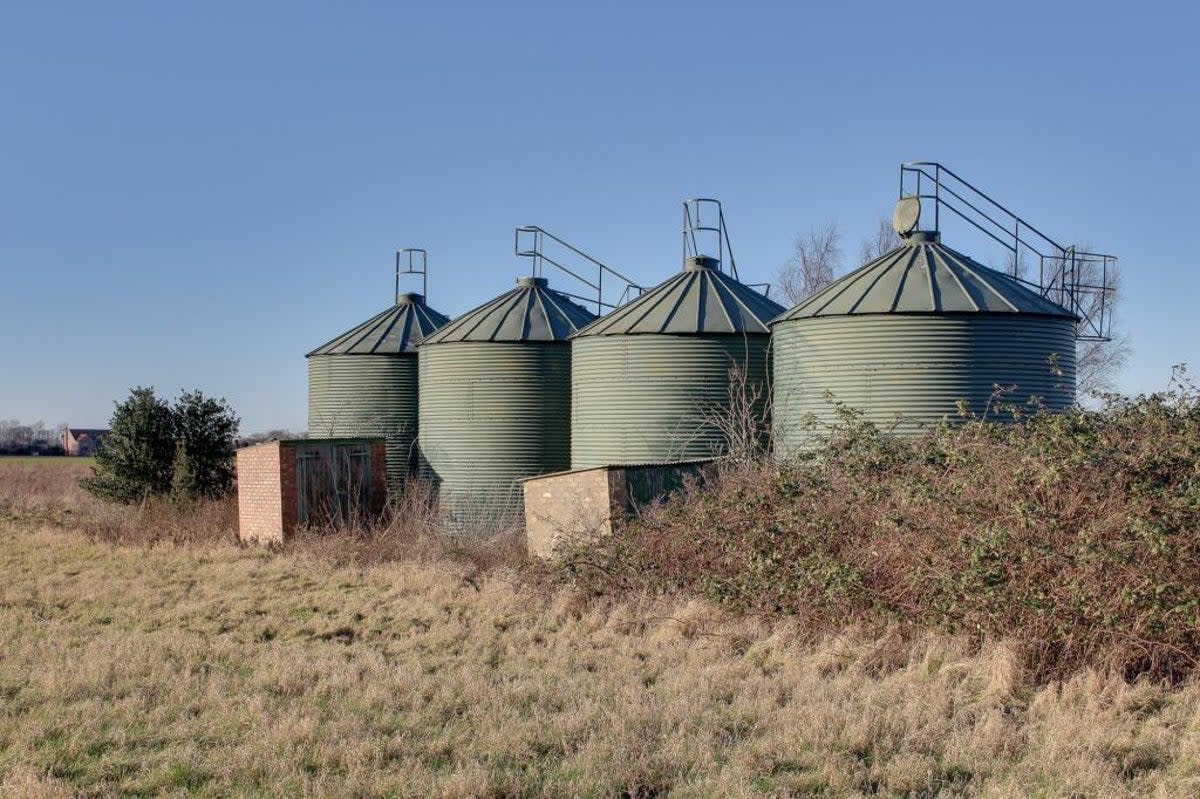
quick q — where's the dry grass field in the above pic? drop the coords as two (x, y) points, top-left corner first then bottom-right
(5, 522), (1200, 798)
(3, 453), (1200, 797)
(0, 458), (93, 514)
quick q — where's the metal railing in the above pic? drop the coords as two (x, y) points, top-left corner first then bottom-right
(683, 198), (738, 278)
(899, 162), (1116, 341)
(395, 248), (428, 301)
(682, 198), (771, 297)
(514, 226), (643, 314)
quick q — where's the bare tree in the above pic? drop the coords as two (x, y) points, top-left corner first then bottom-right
(237, 428), (308, 448)
(0, 419), (59, 454)
(1004, 249), (1031, 281)
(776, 223), (842, 305)
(1077, 333), (1131, 396)
(860, 217), (902, 263)
(1072, 254), (1129, 396)
(991, 242), (1127, 397)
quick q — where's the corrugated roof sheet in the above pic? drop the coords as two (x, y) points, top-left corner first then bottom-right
(773, 232), (1078, 322)
(307, 293), (451, 356)
(422, 277), (597, 344)
(573, 258), (785, 337)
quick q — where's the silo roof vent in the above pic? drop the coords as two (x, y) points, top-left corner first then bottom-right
(684, 255), (720, 271)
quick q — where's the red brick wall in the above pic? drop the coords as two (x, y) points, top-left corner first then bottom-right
(280, 446), (298, 536)
(237, 442), (286, 544)
(238, 439), (388, 545)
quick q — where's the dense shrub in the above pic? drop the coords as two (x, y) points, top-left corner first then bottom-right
(172, 390), (239, 500)
(82, 387), (177, 503)
(82, 387), (239, 504)
(558, 368), (1200, 680)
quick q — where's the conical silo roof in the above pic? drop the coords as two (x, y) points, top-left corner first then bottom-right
(422, 276), (596, 344)
(773, 231), (1078, 322)
(307, 293), (451, 356)
(573, 256), (785, 337)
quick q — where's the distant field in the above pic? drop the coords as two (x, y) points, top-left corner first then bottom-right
(0, 458), (93, 515)
(0, 455), (94, 467)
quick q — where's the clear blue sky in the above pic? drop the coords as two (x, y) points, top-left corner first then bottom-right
(3, 1), (1197, 433)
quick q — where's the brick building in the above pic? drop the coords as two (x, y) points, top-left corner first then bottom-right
(237, 438), (388, 545)
(63, 428), (108, 456)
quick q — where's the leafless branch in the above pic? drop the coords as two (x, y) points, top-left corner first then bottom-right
(775, 222), (842, 304)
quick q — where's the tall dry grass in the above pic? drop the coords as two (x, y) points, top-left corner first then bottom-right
(0, 458), (236, 546)
(0, 458), (520, 567)
(3, 523), (1200, 798)
(0, 460), (91, 513)
(287, 477), (527, 572)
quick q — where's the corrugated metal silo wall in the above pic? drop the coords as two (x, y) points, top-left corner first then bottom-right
(771, 315), (1077, 457)
(307, 354), (418, 487)
(418, 341), (572, 526)
(571, 334), (771, 469)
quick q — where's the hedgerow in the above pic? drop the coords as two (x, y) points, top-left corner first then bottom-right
(557, 367), (1200, 681)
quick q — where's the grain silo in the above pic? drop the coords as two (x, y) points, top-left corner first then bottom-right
(771, 198), (1079, 457)
(307, 250), (450, 486)
(571, 200), (786, 469)
(418, 275), (597, 525)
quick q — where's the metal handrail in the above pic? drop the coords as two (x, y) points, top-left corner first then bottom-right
(899, 162), (1117, 341)
(682, 198), (741, 280)
(902, 162), (1072, 256)
(395, 248), (428, 301)
(514, 226), (643, 314)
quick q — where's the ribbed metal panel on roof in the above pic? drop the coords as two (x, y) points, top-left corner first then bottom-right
(574, 258), (786, 337)
(422, 276), (596, 344)
(774, 232), (1078, 321)
(308, 293), (451, 356)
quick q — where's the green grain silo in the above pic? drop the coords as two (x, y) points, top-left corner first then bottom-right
(571, 254), (786, 468)
(771, 228), (1078, 458)
(307, 264), (450, 487)
(418, 276), (597, 525)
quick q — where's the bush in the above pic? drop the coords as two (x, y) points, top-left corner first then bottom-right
(82, 387), (238, 504)
(173, 390), (238, 500)
(557, 368), (1200, 681)
(81, 387), (177, 503)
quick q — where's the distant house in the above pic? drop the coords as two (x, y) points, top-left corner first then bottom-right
(63, 428), (108, 456)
